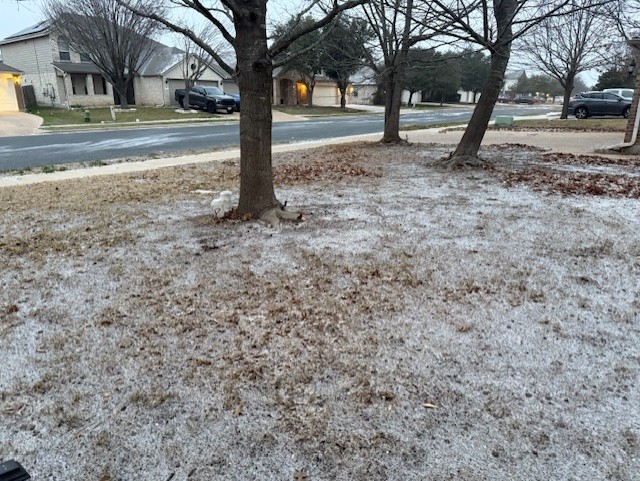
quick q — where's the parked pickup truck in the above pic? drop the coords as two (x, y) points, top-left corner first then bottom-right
(174, 86), (236, 114)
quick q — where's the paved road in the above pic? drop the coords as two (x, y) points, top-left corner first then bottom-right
(0, 105), (557, 171)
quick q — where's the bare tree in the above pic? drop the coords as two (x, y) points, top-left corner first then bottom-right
(428, 0), (609, 168)
(517, 1), (616, 119)
(361, 0), (450, 143)
(46, 0), (162, 108)
(119, 0), (367, 222)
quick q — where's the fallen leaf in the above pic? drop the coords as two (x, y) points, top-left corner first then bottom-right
(293, 470), (308, 481)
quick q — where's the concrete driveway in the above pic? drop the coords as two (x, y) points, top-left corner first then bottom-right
(0, 112), (43, 136)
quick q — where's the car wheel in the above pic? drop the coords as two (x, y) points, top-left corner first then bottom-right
(574, 107), (588, 119)
(227, 107), (234, 114)
(623, 106), (630, 119)
(206, 102), (217, 114)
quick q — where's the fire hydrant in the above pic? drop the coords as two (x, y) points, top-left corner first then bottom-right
(84, 109), (91, 122)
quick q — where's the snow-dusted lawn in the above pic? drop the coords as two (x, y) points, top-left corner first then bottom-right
(1, 142), (639, 480)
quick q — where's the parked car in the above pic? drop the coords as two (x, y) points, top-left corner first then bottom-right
(603, 88), (634, 100)
(568, 91), (631, 119)
(513, 96), (539, 104)
(230, 93), (240, 112)
(174, 86), (236, 114)
(497, 95), (512, 103)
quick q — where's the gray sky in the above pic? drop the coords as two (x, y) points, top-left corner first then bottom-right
(0, 1), (44, 41)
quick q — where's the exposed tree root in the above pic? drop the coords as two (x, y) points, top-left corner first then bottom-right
(437, 154), (486, 171)
(380, 137), (410, 145)
(259, 205), (305, 230)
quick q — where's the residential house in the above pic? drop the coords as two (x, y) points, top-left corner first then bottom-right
(0, 61), (24, 111)
(350, 68), (378, 105)
(0, 21), (235, 108)
(273, 67), (342, 107)
(502, 70), (526, 99)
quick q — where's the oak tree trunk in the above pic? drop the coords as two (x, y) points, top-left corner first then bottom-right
(560, 75), (574, 119)
(382, 64), (405, 143)
(234, 1), (279, 216)
(445, 45), (510, 166)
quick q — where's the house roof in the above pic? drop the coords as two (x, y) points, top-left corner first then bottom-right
(134, 43), (231, 79)
(0, 20), (51, 46)
(504, 70), (526, 80)
(1, 21), (231, 79)
(53, 61), (102, 74)
(0, 62), (23, 74)
(350, 67), (378, 85)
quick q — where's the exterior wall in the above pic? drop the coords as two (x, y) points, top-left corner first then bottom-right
(59, 73), (113, 107)
(350, 84), (376, 105)
(134, 76), (164, 106)
(402, 90), (420, 105)
(222, 79), (239, 95)
(1, 36), (56, 106)
(458, 90), (480, 103)
(273, 74), (341, 106)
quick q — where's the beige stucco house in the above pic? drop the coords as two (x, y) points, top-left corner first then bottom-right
(273, 67), (343, 107)
(0, 21), (234, 109)
(0, 61), (24, 111)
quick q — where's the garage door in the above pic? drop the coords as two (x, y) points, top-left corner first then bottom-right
(0, 76), (18, 111)
(167, 79), (220, 106)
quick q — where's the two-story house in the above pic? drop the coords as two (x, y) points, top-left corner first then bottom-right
(0, 21), (236, 109)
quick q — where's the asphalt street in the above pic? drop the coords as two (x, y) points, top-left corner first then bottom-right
(0, 105), (558, 171)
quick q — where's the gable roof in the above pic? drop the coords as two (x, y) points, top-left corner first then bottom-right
(504, 70), (526, 81)
(0, 62), (23, 74)
(1, 21), (231, 79)
(126, 41), (231, 79)
(0, 21), (51, 46)
(52, 62), (102, 74)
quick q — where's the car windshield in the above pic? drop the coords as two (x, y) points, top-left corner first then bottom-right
(203, 87), (224, 95)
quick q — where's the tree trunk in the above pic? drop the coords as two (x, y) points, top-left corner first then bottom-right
(445, 45), (511, 166)
(339, 84), (347, 108)
(408, 91), (414, 106)
(560, 75), (574, 119)
(235, 1), (279, 216)
(382, 64), (405, 143)
(308, 83), (315, 107)
(114, 78), (129, 109)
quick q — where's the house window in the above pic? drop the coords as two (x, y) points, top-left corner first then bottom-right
(58, 38), (70, 61)
(93, 75), (107, 95)
(71, 74), (88, 95)
(79, 53), (91, 62)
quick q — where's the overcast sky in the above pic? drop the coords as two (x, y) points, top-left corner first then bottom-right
(0, 1), (44, 41)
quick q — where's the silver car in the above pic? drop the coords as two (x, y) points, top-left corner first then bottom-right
(567, 91), (631, 119)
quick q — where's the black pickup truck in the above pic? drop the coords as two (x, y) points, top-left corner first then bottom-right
(174, 86), (236, 114)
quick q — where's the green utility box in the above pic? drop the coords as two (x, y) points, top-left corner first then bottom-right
(494, 115), (514, 127)
(84, 109), (91, 122)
